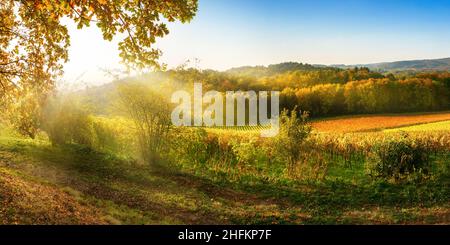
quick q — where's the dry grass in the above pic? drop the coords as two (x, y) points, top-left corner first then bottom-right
(311, 112), (450, 133)
(0, 167), (107, 224)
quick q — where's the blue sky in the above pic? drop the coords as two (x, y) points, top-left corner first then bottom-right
(63, 0), (450, 86)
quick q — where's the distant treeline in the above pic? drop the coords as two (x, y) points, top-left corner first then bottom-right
(165, 64), (450, 117)
(280, 77), (449, 116)
(83, 62), (450, 117)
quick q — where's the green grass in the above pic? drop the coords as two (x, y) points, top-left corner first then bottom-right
(384, 120), (450, 132)
(181, 152), (450, 224)
(0, 134), (449, 224)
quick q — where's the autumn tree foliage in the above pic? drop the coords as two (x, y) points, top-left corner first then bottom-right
(0, 0), (198, 137)
(156, 65), (450, 118)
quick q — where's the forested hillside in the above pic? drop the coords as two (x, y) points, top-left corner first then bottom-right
(78, 63), (450, 118)
(334, 57), (450, 72)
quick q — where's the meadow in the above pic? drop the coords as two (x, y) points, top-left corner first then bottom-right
(1, 108), (449, 224)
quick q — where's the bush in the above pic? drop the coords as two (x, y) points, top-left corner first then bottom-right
(169, 127), (211, 166)
(117, 83), (172, 166)
(273, 108), (312, 170)
(91, 117), (137, 157)
(366, 134), (431, 182)
(42, 97), (95, 147)
(42, 97), (136, 158)
(231, 137), (268, 171)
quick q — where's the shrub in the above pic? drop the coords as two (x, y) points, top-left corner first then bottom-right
(117, 83), (172, 166)
(169, 127), (210, 166)
(288, 149), (329, 181)
(7, 91), (41, 139)
(42, 97), (95, 147)
(91, 117), (136, 157)
(230, 137), (268, 170)
(273, 108), (312, 170)
(42, 96), (135, 158)
(366, 134), (431, 182)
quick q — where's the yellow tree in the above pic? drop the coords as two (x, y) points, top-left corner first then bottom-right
(0, 0), (198, 137)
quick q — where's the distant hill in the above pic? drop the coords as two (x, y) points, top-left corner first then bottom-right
(226, 62), (340, 77)
(333, 57), (450, 72)
(73, 58), (450, 113)
(226, 58), (450, 75)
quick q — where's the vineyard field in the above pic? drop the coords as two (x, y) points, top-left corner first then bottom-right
(384, 120), (450, 132)
(202, 112), (450, 134)
(311, 112), (450, 133)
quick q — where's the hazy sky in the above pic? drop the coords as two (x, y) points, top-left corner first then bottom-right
(62, 0), (450, 86)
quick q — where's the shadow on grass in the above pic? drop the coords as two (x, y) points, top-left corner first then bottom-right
(152, 159), (450, 223)
(1, 143), (232, 224)
(3, 140), (449, 224)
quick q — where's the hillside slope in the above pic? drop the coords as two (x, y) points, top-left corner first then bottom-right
(0, 167), (106, 224)
(334, 57), (450, 72)
(0, 131), (448, 224)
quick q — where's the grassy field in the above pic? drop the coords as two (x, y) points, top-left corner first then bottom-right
(1, 110), (450, 224)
